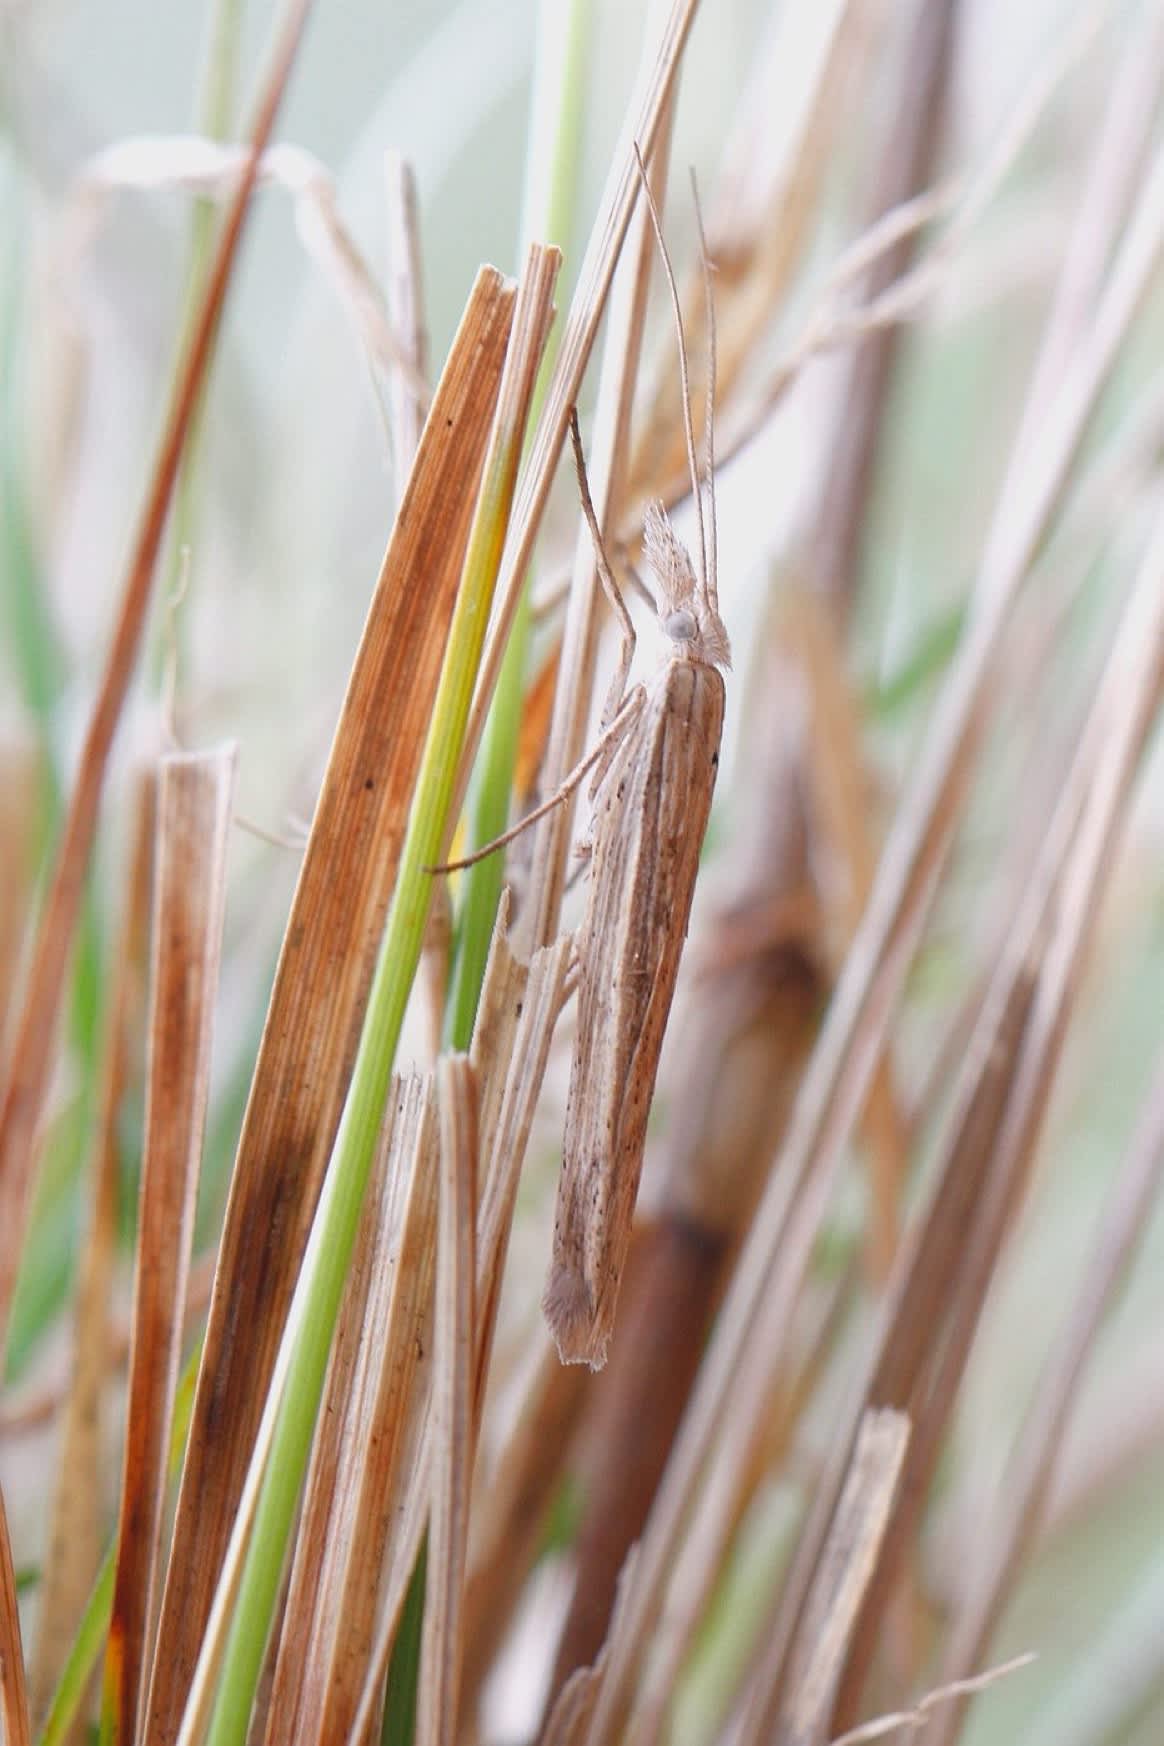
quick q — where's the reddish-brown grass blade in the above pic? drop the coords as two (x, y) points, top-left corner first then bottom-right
(0, 0), (313, 1358)
(104, 748), (236, 1746)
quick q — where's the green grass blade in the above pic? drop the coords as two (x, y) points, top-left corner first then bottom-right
(446, 0), (588, 1051)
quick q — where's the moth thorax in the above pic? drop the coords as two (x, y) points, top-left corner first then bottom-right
(664, 607), (698, 644)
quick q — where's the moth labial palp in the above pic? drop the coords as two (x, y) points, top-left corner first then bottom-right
(545, 152), (730, 1369)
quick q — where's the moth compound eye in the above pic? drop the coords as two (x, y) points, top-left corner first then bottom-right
(664, 608), (698, 643)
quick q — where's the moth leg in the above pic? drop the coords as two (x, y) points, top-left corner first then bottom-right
(569, 409), (636, 730)
(429, 686), (644, 875)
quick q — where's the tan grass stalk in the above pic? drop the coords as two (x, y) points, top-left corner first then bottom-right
(0, 1481), (31, 1746)
(829, 519), (1164, 1728)
(104, 746), (235, 1746)
(922, 1054), (1164, 1742)
(144, 264), (516, 1746)
(520, 73), (675, 951)
(784, 592), (908, 1279)
(745, 1409), (910, 1746)
(349, 908), (571, 1743)
(29, 772), (155, 1727)
(0, 0), (312, 1359)
(416, 1056), (479, 1746)
(382, 153), (449, 1059)
(259, 1075), (436, 1746)
(807, 0), (958, 614)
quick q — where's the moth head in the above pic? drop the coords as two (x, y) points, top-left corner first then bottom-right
(643, 500), (732, 670)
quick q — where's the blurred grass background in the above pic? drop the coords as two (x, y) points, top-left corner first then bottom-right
(2, 1), (1164, 1742)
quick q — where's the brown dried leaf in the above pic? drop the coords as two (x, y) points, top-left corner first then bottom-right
(0, 1481), (31, 1746)
(261, 1075), (437, 1746)
(105, 747), (235, 1746)
(416, 1057), (479, 1746)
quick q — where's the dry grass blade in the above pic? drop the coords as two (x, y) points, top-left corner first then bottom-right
(808, 0), (959, 613)
(459, 1344), (589, 1721)
(0, 744), (39, 1053)
(714, 0), (1110, 486)
(785, 591), (908, 1278)
(540, 1552), (639, 1746)
(827, 1656), (1036, 1746)
(741, 1409), (909, 1746)
(346, 903), (571, 1742)
(463, 0), (701, 803)
(923, 1053), (1164, 1746)
(1012, 0), (1164, 455)
(0, 1481), (31, 1746)
(63, 136), (427, 407)
(542, 1220), (721, 1719)
(521, 90), (675, 951)
(469, 897), (572, 1396)
(0, 0), (312, 1360)
(416, 1056), (478, 1746)
(623, 1260), (858, 1746)
(579, 70), (1164, 1746)
(629, 0), (878, 502)
(259, 1075), (435, 1746)
(29, 773), (154, 1725)
(104, 746), (236, 1746)
(144, 264), (515, 1746)
(383, 153), (447, 1054)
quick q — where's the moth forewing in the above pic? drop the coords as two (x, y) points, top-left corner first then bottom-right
(543, 153), (727, 1368)
(545, 651), (726, 1369)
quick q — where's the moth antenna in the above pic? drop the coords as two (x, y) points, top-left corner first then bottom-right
(690, 169), (719, 620)
(632, 140), (707, 599)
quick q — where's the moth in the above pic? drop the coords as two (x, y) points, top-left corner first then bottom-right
(544, 160), (731, 1369)
(433, 156), (729, 1370)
